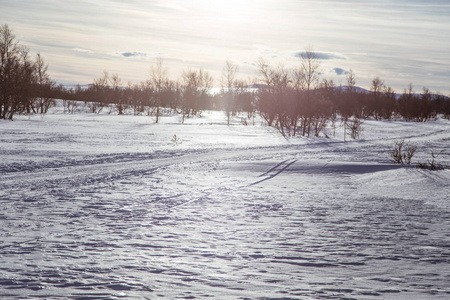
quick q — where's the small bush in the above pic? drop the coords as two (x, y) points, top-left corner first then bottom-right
(171, 134), (182, 145)
(63, 100), (79, 114)
(417, 150), (446, 170)
(390, 139), (417, 164)
(346, 118), (363, 139)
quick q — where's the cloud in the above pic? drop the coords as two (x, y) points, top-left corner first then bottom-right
(294, 51), (347, 60)
(120, 51), (148, 58)
(332, 67), (350, 76)
(72, 48), (94, 54)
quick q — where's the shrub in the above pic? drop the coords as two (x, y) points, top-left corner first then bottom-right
(417, 150), (446, 170)
(346, 118), (363, 140)
(171, 134), (182, 145)
(390, 139), (417, 164)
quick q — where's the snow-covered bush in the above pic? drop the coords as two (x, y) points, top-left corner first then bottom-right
(171, 134), (182, 145)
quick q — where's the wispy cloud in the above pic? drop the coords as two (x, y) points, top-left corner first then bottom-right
(72, 48), (94, 54)
(294, 51), (347, 61)
(119, 52), (148, 58)
(332, 67), (350, 76)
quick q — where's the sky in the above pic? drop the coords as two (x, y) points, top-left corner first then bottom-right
(1, 0), (450, 94)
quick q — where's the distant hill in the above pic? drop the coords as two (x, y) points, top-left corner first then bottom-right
(335, 86), (450, 101)
(248, 84), (449, 100)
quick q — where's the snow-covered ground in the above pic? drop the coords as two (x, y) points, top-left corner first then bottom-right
(1, 103), (449, 299)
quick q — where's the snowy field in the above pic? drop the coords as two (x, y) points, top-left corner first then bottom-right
(1, 102), (450, 299)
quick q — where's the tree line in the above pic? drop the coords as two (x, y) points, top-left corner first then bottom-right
(0, 25), (54, 119)
(2, 24), (450, 137)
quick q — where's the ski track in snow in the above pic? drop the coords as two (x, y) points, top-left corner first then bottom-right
(1, 108), (450, 299)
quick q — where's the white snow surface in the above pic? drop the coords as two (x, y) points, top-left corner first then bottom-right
(1, 102), (450, 299)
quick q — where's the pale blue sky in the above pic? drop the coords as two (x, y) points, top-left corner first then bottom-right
(1, 0), (449, 93)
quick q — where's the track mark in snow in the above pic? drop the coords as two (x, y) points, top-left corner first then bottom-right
(257, 160), (290, 178)
(168, 160), (298, 210)
(250, 159), (297, 186)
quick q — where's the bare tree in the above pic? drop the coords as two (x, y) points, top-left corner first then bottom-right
(221, 59), (238, 90)
(234, 78), (255, 124)
(109, 72), (125, 114)
(418, 87), (436, 122)
(370, 76), (385, 120)
(256, 59), (290, 133)
(397, 83), (415, 120)
(0, 24), (18, 118)
(341, 69), (357, 140)
(371, 77), (384, 94)
(17, 48), (35, 114)
(256, 50), (325, 137)
(180, 68), (213, 123)
(294, 47), (321, 136)
(221, 59), (238, 125)
(33, 53), (55, 114)
(89, 71), (110, 113)
(124, 81), (142, 115)
(299, 47), (320, 92)
(149, 57), (169, 123)
(346, 69), (356, 92)
(0, 24), (37, 119)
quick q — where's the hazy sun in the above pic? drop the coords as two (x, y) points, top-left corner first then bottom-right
(196, 0), (254, 18)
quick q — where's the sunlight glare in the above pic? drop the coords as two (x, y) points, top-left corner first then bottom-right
(197, 0), (255, 18)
